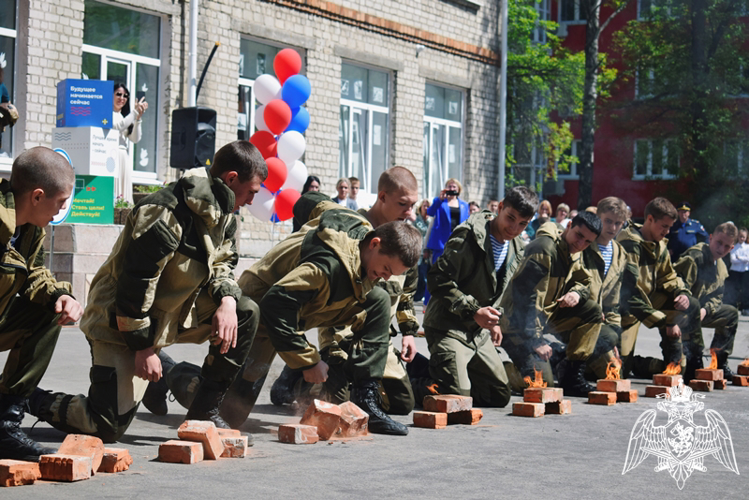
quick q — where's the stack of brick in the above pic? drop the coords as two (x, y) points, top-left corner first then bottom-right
(413, 395), (483, 428)
(278, 399), (369, 444)
(0, 460), (41, 487)
(690, 368), (726, 392)
(732, 362), (749, 386)
(158, 420), (250, 464)
(644, 373), (682, 398)
(512, 387), (571, 417)
(588, 379), (638, 405)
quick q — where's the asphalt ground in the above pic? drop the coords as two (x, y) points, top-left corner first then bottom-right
(3, 310), (749, 498)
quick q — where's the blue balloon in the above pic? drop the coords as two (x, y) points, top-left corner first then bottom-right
(285, 106), (310, 134)
(282, 74), (311, 108)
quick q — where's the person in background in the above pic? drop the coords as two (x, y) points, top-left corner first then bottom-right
(525, 200), (552, 241)
(667, 201), (709, 261)
(348, 176), (360, 210)
(555, 203), (571, 227)
(302, 175), (320, 194)
(726, 227), (749, 316)
(331, 178), (351, 206)
(426, 178), (469, 265)
(568, 209), (579, 220)
(412, 199), (431, 303)
(487, 198), (500, 214)
(469, 201), (481, 214)
(112, 83), (148, 205)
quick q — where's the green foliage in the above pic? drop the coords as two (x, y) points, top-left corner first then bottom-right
(134, 183), (164, 194)
(114, 195), (132, 209)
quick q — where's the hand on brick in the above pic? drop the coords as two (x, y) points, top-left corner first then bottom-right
(135, 347), (162, 382)
(55, 295), (83, 325)
(700, 308), (707, 321)
(211, 296), (238, 354)
(489, 325), (502, 347)
(303, 360), (329, 384)
(400, 335), (417, 362)
(556, 291), (580, 308)
(474, 306), (501, 330)
(534, 344), (552, 361)
(665, 324), (682, 339)
(674, 294), (689, 311)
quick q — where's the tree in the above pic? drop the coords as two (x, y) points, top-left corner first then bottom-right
(611, 0), (749, 228)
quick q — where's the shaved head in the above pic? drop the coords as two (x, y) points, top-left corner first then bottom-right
(10, 147), (75, 196)
(378, 166), (418, 194)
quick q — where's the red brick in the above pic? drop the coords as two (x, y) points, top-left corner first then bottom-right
(57, 434), (104, 475)
(337, 401), (369, 437)
(278, 424), (319, 444)
(545, 400), (572, 415)
(653, 374), (682, 386)
(39, 454), (91, 482)
(216, 428), (241, 438)
(617, 390), (639, 403)
(97, 448), (132, 473)
(423, 394), (473, 413)
(300, 399), (343, 440)
(645, 385), (669, 397)
(177, 420), (224, 460)
(695, 368), (723, 381)
(689, 379), (714, 392)
(158, 440), (203, 464)
(596, 379), (631, 393)
(220, 436), (249, 458)
(523, 387), (563, 404)
(512, 402), (544, 417)
(737, 364), (749, 376)
(413, 411), (448, 429)
(588, 391), (617, 405)
(714, 379), (728, 390)
(0, 460), (40, 487)
(732, 375), (749, 386)
(447, 408), (483, 425)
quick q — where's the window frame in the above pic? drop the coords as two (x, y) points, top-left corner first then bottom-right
(0, 1), (17, 171)
(532, 0), (552, 44)
(557, 139), (582, 180)
(422, 82), (465, 201)
(633, 138), (678, 180)
(558, 0), (587, 25)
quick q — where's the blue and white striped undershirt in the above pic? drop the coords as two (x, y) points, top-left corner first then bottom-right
(598, 241), (613, 276)
(489, 234), (508, 272)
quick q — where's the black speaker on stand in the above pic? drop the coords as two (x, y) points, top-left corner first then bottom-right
(170, 106), (217, 169)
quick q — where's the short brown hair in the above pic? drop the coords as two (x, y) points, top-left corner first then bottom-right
(714, 222), (738, 242)
(597, 196), (628, 219)
(210, 141), (267, 183)
(10, 146), (75, 196)
(503, 186), (539, 218)
(378, 166), (418, 194)
(644, 197), (677, 221)
(365, 221), (422, 268)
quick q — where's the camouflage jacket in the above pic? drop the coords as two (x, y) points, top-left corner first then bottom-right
(673, 242), (727, 315)
(576, 240), (628, 329)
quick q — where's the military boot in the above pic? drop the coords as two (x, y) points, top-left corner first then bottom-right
(350, 380), (408, 436)
(165, 361), (203, 410)
(0, 393), (56, 461)
(185, 379), (232, 429)
(142, 351), (176, 416)
(270, 365), (301, 406)
(558, 359), (595, 397)
(716, 351), (734, 379)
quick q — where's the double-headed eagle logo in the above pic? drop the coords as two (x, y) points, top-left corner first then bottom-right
(623, 381), (739, 489)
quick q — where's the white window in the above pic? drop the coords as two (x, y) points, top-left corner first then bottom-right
(559, 0), (587, 23)
(633, 139), (678, 180)
(512, 136), (547, 192)
(723, 141), (748, 177)
(558, 139), (582, 179)
(0, 0), (16, 163)
(339, 63), (391, 197)
(532, 0), (551, 44)
(82, 0), (161, 181)
(423, 83), (464, 201)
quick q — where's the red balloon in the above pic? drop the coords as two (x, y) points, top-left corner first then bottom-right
(264, 100), (292, 135)
(249, 131), (277, 159)
(274, 48), (303, 85)
(264, 157), (287, 192)
(274, 188), (301, 221)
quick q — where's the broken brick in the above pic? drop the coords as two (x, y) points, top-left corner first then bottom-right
(512, 402), (544, 417)
(617, 390), (638, 403)
(652, 374), (682, 387)
(544, 400), (572, 415)
(300, 399), (343, 440)
(732, 375), (749, 386)
(588, 391), (617, 405)
(278, 424), (319, 444)
(523, 387), (563, 404)
(596, 379), (631, 393)
(57, 434), (105, 475)
(423, 394), (473, 413)
(39, 454), (91, 482)
(0, 460), (40, 487)
(695, 368), (723, 381)
(738, 364), (749, 376)
(158, 440), (204, 464)
(644, 385), (669, 398)
(220, 436), (249, 458)
(97, 448), (133, 473)
(177, 420), (224, 460)
(714, 379), (728, 390)
(337, 401), (369, 437)
(216, 428), (241, 438)
(447, 408), (483, 425)
(689, 379), (714, 392)
(413, 411), (448, 429)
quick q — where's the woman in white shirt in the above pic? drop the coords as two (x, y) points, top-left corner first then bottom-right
(727, 227), (749, 315)
(112, 83), (148, 204)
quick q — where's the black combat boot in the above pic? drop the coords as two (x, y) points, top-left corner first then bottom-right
(350, 380), (408, 436)
(270, 365), (302, 406)
(716, 351), (734, 379)
(185, 379), (232, 429)
(142, 351), (176, 416)
(558, 359), (595, 397)
(0, 393), (56, 461)
(165, 361), (203, 410)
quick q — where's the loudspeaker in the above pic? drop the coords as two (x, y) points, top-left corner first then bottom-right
(170, 107), (217, 169)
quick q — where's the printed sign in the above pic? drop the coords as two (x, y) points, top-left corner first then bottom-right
(66, 175), (114, 224)
(56, 79), (114, 128)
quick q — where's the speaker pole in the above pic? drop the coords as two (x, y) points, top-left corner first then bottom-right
(196, 42), (221, 102)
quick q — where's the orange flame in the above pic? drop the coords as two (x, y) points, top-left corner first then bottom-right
(605, 359), (621, 380)
(708, 349), (718, 370)
(663, 362), (681, 375)
(426, 383), (440, 395)
(741, 358), (749, 367)
(523, 368), (547, 388)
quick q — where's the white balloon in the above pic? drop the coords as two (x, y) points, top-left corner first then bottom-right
(277, 131), (307, 165)
(254, 74), (282, 105)
(254, 104), (270, 133)
(246, 186), (275, 221)
(280, 160), (308, 191)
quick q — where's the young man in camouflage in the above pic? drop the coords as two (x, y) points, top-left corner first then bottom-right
(0, 147), (83, 460)
(500, 212), (603, 396)
(673, 222), (739, 378)
(415, 186), (538, 407)
(30, 141), (266, 442)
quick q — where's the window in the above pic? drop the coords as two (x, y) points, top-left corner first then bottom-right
(339, 63), (390, 196)
(558, 139), (582, 179)
(423, 83), (464, 200)
(560, 0), (587, 23)
(0, 0), (16, 160)
(512, 136), (547, 193)
(638, 0), (684, 20)
(82, 0), (162, 179)
(722, 141), (748, 177)
(633, 139), (678, 179)
(532, 0), (551, 44)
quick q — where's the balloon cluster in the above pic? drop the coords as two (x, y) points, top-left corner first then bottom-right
(248, 49), (311, 222)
